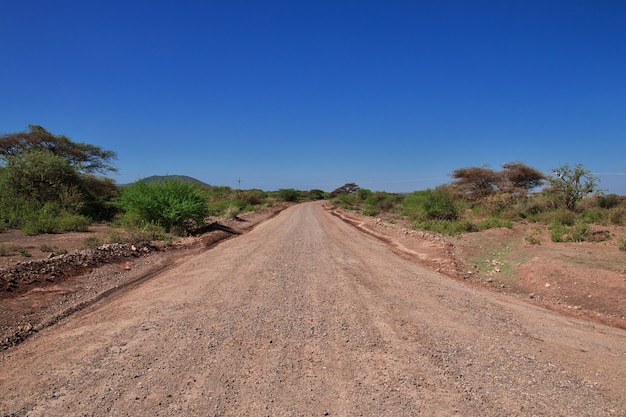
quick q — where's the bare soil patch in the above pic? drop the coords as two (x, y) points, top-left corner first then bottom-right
(327, 205), (626, 329)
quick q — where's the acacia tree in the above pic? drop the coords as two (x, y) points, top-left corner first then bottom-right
(0, 150), (82, 208)
(0, 126), (119, 228)
(547, 163), (600, 211)
(450, 163), (545, 200)
(450, 167), (500, 200)
(500, 162), (545, 195)
(0, 125), (117, 174)
(331, 183), (360, 196)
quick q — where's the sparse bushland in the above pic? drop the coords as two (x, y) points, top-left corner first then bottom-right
(361, 191), (403, 217)
(275, 188), (301, 202)
(206, 187), (273, 217)
(331, 162), (624, 241)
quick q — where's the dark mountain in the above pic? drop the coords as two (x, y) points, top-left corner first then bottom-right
(135, 175), (211, 187)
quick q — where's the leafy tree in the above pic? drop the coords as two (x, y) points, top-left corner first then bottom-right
(450, 163), (544, 199)
(307, 189), (327, 200)
(0, 150), (97, 233)
(547, 163), (600, 211)
(500, 162), (545, 195)
(0, 126), (119, 228)
(0, 125), (117, 174)
(80, 174), (119, 220)
(116, 179), (209, 234)
(0, 149), (83, 209)
(450, 167), (500, 200)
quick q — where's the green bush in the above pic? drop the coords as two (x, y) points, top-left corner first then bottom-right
(545, 209), (577, 226)
(361, 206), (379, 217)
(57, 213), (90, 232)
(20, 204), (88, 235)
(478, 217), (513, 230)
(580, 209), (605, 224)
(517, 194), (555, 218)
(550, 223), (566, 242)
(598, 194), (621, 209)
(240, 189), (267, 206)
(366, 192), (403, 214)
(276, 188), (300, 202)
(403, 187), (459, 221)
(307, 189), (327, 200)
(609, 208), (624, 225)
(207, 199), (248, 217)
(412, 219), (477, 236)
(116, 179), (209, 234)
(549, 222), (608, 243)
(335, 193), (360, 209)
(357, 188), (373, 202)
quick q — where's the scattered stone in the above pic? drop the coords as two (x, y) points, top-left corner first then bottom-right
(0, 243), (159, 294)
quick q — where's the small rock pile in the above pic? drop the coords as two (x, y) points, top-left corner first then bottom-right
(0, 243), (158, 295)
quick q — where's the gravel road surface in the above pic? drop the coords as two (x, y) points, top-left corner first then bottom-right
(1, 202), (625, 416)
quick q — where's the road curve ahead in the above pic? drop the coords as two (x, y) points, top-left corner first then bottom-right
(1, 202), (625, 416)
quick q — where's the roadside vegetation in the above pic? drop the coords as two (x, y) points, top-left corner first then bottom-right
(0, 126), (323, 246)
(0, 126), (117, 235)
(1, 126), (623, 251)
(330, 162), (625, 245)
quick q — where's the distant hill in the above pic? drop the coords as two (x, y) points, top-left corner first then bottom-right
(134, 175), (211, 187)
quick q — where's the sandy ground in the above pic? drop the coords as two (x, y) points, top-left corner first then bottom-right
(1, 201), (625, 416)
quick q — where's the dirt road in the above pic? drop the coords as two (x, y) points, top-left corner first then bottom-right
(1, 202), (625, 416)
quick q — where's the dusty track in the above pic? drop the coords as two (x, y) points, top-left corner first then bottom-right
(1, 202), (625, 416)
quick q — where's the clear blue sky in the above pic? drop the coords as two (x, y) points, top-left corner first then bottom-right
(1, 1), (625, 193)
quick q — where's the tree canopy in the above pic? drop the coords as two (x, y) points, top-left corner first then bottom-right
(331, 183), (360, 196)
(450, 162), (545, 199)
(0, 125), (117, 174)
(500, 162), (545, 195)
(547, 163), (600, 210)
(450, 166), (500, 199)
(0, 126), (119, 231)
